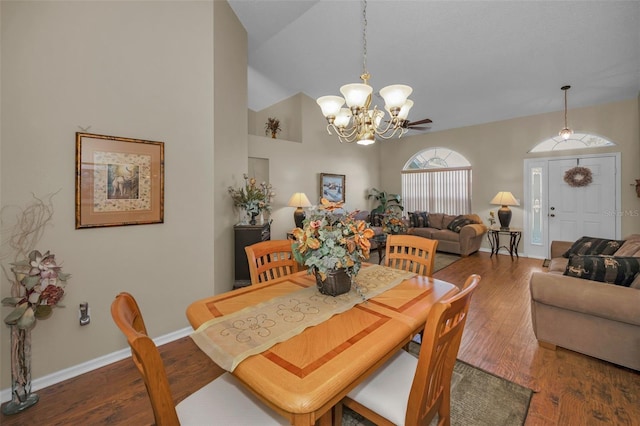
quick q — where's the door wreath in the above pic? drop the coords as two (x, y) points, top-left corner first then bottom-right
(564, 166), (593, 187)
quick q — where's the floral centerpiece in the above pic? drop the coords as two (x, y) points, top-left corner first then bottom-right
(3, 250), (71, 329)
(382, 207), (407, 235)
(228, 174), (275, 224)
(292, 198), (375, 296)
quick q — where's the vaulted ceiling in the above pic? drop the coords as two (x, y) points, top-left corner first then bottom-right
(229, 0), (640, 133)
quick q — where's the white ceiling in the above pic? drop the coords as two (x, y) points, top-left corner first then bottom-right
(228, 0), (640, 133)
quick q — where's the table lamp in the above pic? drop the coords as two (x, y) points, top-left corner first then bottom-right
(490, 191), (519, 229)
(287, 192), (312, 228)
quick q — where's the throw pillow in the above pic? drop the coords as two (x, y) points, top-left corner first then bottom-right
(563, 255), (640, 287)
(408, 211), (429, 228)
(442, 214), (457, 230)
(370, 211), (384, 227)
(447, 215), (474, 233)
(562, 236), (625, 258)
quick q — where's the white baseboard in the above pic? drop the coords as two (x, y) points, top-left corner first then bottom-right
(1, 326), (192, 403)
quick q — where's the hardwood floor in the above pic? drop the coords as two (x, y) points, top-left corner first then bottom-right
(1, 252), (638, 425)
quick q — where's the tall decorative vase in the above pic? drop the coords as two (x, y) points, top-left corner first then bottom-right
(2, 325), (39, 415)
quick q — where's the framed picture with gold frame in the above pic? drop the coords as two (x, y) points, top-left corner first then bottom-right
(75, 132), (164, 229)
(320, 173), (345, 203)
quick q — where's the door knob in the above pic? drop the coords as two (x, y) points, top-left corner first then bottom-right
(550, 207), (555, 210)
(550, 214), (555, 217)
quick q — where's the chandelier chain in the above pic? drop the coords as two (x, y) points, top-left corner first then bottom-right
(362, 0), (368, 76)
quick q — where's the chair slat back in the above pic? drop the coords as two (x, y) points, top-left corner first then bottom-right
(245, 240), (302, 284)
(406, 274), (481, 425)
(384, 235), (439, 276)
(111, 292), (180, 426)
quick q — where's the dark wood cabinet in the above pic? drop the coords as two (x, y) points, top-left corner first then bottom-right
(234, 222), (271, 282)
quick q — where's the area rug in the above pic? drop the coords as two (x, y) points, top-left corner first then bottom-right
(343, 341), (532, 425)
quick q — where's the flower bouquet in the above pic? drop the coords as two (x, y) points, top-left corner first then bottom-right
(3, 250), (71, 329)
(292, 198), (375, 296)
(228, 174), (275, 224)
(382, 207), (407, 235)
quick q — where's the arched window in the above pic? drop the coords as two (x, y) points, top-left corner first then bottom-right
(529, 133), (615, 153)
(402, 148), (472, 215)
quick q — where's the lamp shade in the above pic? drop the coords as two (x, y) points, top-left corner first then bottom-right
(379, 84), (412, 111)
(490, 191), (519, 229)
(490, 191), (520, 207)
(316, 96), (344, 118)
(287, 192), (311, 208)
(340, 83), (372, 108)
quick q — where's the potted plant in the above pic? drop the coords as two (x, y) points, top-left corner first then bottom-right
(228, 174), (275, 224)
(367, 188), (404, 226)
(292, 198), (375, 296)
(265, 117), (281, 139)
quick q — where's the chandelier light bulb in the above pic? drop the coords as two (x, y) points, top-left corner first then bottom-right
(316, 96), (345, 118)
(334, 108), (352, 128)
(340, 83), (373, 109)
(397, 99), (414, 120)
(379, 84), (413, 111)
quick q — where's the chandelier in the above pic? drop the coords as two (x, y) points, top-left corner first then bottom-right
(559, 85), (573, 140)
(316, 0), (414, 145)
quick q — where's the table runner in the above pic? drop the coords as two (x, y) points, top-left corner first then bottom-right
(190, 265), (416, 371)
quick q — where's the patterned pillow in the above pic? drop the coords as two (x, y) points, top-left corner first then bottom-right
(563, 255), (640, 287)
(408, 211), (429, 228)
(447, 215), (474, 233)
(562, 236), (625, 258)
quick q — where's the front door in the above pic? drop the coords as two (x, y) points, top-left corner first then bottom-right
(548, 156), (617, 242)
(523, 153), (620, 259)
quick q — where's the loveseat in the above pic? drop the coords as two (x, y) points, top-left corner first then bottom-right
(529, 235), (640, 371)
(405, 212), (487, 257)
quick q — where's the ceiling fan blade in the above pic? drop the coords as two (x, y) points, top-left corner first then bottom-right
(409, 118), (433, 125)
(408, 126), (430, 131)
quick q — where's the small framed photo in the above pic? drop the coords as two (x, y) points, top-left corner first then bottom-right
(76, 132), (164, 229)
(320, 173), (346, 203)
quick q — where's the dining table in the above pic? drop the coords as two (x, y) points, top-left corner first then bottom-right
(186, 264), (459, 426)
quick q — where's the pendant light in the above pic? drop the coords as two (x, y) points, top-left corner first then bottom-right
(559, 85), (573, 140)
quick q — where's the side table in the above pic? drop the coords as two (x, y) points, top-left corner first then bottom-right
(487, 227), (522, 260)
(370, 234), (387, 265)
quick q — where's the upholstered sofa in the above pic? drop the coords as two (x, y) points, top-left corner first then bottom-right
(529, 236), (640, 371)
(405, 212), (487, 257)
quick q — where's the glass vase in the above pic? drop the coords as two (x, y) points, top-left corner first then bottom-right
(2, 325), (39, 415)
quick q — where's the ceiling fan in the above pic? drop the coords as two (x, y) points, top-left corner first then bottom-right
(400, 117), (432, 131)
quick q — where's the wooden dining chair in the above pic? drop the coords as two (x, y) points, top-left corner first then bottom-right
(245, 239), (302, 285)
(110, 292), (287, 426)
(384, 234), (439, 277)
(335, 274), (481, 426)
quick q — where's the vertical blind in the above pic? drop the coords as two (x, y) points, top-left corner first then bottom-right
(402, 167), (472, 215)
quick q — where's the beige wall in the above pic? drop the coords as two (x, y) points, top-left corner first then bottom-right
(0, 0), (247, 390)
(249, 94), (381, 240)
(250, 94), (303, 143)
(379, 97), (640, 245)
(213, 1), (248, 294)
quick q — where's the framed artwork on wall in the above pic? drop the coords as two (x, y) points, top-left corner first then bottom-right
(75, 132), (164, 229)
(320, 173), (345, 203)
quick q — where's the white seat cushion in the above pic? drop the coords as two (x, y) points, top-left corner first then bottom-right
(176, 372), (288, 425)
(347, 350), (417, 426)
